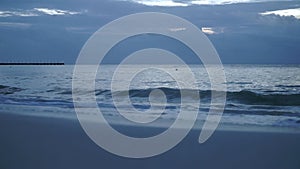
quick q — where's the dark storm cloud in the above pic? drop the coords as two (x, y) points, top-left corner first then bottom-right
(0, 0), (299, 64)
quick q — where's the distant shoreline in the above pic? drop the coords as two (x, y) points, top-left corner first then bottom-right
(0, 63), (64, 65)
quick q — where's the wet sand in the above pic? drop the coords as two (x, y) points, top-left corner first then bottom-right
(0, 113), (299, 169)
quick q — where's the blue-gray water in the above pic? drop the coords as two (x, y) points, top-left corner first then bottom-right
(0, 65), (300, 129)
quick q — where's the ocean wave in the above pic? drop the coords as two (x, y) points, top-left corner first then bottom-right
(3, 85), (299, 107)
(227, 90), (300, 106)
(0, 85), (23, 95)
(275, 85), (300, 88)
(0, 96), (73, 108)
(104, 87), (300, 106)
(1, 86), (299, 116)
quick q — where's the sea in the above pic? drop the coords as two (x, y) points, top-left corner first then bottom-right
(0, 64), (300, 131)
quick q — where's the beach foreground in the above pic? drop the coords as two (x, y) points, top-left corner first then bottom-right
(0, 113), (299, 169)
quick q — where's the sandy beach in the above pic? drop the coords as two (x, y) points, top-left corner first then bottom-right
(1, 112), (299, 169)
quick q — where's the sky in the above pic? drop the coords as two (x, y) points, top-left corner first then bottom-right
(0, 0), (300, 64)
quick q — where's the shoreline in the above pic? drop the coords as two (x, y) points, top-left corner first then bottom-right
(0, 104), (300, 134)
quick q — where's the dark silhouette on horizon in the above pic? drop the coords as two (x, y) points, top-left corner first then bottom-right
(0, 62), (64, 65)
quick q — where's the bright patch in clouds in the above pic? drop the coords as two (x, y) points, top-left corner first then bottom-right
(128, 0), (284, 7)
(0, 10), (38, 17)
(260, 8), (300, 19)
(201, 27), (224, 34)
(133, 0), (188, 7)
(169, 27), (187, 32)
(0, 22), (31, 28)
(0, 8), (82, 17)
(202, 27), (215, 34)
(34, 8), (80, 16)
(169, 26), (223, 34)
(190, 0), (253, 5)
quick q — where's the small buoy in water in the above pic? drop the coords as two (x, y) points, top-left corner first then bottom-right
(175, 68), (178, 71)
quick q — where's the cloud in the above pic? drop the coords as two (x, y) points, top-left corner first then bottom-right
(202, 27), (215, 34)
(190, 0), (251, 5)
(132, 0), (188, 7)
(0, 10), (38, 17)
(0, 22), (31, 28)
(126, 0), (285, 7)
(0, 11), (11, 17)
(201, 27), (224, 34)
(34, 8), (80, 16)
(0, 8), (82, 17)
(169, 27), (187, 32)
(260, 8), (300, 19)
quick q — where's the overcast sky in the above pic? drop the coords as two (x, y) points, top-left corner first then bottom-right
(0, 0), (299, 64)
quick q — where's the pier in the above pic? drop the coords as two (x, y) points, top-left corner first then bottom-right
(0, 62), (64, 65)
